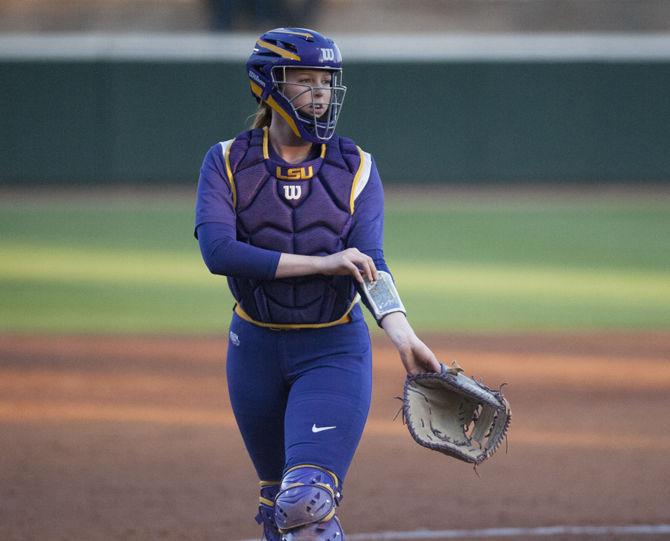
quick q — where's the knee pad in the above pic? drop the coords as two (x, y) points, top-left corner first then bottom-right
(274, 465), (344, 539)
(255, 481), (281, 541)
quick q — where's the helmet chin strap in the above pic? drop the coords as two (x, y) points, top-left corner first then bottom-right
(260, 85), (272, 101)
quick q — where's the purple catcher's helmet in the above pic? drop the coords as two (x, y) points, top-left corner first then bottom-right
(247, 27), (346, 143)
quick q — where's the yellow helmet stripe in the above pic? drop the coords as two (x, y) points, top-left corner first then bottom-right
(265, 96), (301, 138)
(257, 39), (301, 61)
(249, 81), (301, 139)
(249, 80), (263, 99)
(250, 80), (302, 140)
(275, 29), (314, 40)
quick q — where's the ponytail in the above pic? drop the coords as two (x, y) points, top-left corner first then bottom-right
(251, 102), (272, 129)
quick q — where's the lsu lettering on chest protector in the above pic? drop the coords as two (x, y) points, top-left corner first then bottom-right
(221, 127), (372, 327)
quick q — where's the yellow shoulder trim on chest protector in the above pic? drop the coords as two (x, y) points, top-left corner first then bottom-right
(262, 126), (270, 159)
(234, 295), (360, 330)
(349, 146), (366, 214)
(223, 141), (236, 208)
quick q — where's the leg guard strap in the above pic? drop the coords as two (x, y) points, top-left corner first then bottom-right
(255, 481), (281, 541)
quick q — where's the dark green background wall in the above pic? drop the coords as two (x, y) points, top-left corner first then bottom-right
(2, 60), (669, 184)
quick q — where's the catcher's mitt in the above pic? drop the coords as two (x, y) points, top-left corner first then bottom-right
(402, 362), (511, 465)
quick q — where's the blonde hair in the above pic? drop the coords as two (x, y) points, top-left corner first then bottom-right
(251, 102), (272, 129)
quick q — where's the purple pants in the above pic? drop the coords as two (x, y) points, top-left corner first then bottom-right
(226, 306), (372, 486)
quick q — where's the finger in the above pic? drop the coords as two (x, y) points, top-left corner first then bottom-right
(428, 353), (441, 373)
(346, 261), (364, 284)
(359, 258), (374, 283)
(399, 351), (418, 376)
(416, 342), (440, 372)
(368, 256), (378, 281)
(350, 253), (373, 283)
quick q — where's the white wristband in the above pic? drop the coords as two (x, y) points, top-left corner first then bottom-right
(361, 271), (406, 322)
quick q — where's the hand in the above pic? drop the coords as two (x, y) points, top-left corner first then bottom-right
(381, 312), (441, 375)
(396, 334), (442, 376)
(316, 248), (378, 284)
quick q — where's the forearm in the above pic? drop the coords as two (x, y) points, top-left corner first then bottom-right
(199, 222), (324, 280)
(381, 312), (416, 349)
(197, 222), (280, 280)
(274, 253), (322, 279)
(276, 248), (375, 282)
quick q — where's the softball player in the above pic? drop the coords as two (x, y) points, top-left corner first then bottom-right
(195, 27), (440, 540)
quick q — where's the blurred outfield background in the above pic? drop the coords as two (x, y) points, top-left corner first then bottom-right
(1, 0), (669, 335)
(1, 190), (668, 334)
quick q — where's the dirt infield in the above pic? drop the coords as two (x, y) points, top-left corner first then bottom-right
(1, 331), (669, 541)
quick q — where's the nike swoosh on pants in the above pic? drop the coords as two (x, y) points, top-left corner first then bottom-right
(312, 424), (337, 433)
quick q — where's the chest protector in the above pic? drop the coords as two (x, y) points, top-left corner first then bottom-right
(225, 127), (365, 327)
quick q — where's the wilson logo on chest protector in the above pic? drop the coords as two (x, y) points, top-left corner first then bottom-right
(282, 185), (302, 200)
(276, 165), (314, 180)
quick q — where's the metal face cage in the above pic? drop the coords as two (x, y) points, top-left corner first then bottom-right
(272, 66), (347, 141)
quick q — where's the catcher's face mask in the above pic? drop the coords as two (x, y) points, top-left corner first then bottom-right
(272, 66), (346, 142)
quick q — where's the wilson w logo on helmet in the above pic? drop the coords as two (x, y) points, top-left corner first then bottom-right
(320, 48), (335, 62)
(276, 166), (314, 180)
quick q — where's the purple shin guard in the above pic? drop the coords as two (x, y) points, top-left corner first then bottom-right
(274, 466), (345, 540)
(256, 483), (281, 541)
(281, 516), (344, 540)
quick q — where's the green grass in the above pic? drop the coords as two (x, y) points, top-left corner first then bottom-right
(1, 193), (668, 333)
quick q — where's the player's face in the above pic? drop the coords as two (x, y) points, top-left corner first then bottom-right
(280, 68), (332, 119)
